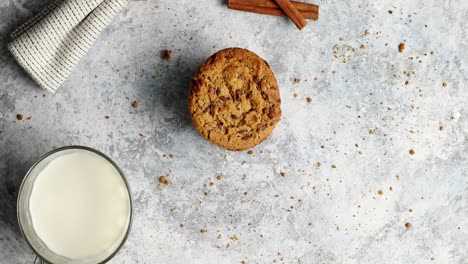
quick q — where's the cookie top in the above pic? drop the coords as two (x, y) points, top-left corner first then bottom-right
(189, 48), (281, 151)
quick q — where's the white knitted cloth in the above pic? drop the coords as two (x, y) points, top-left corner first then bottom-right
(8, 0), (128, 93)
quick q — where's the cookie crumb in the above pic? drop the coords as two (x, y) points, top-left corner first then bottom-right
(294, 79), (301, 83)
(409, 208), (413, 212)
(378, 190), (384, 195)
(439, 126), (444, 131)
(405, 222), (411, 228)
(247, 150), (254, 155)
(293, 93), (299, 98)
(331, 165), (337, 168)
(398, 43), (405, 53)
(442, 82), (448, 87)
(169, 154), (174, 158)
(388, 10), (393, 14)
(316, 162), (321, 167)
(409, 149), (415, 155)
(360, 44), (366, 49)
(244, 192), (248, 195)
(180, 224), (184, 228)
(405, 80), (409, 85)
(104, 115), (110, 119)
(306, 97), (313, 103)
(369, 129), (375, 135)
(217, 175), (222, 180)
(162, 154), (167, 158)
(209, 182), (214, 186)
(16, 114), (23, 120)
(230, 235), (239, 241)
(159, 176), (170, 185)
(280, 171), (286, 177)
(200, 229), (207, 233)
(132, 101), (139, 108)
(26, 116), (32, 120)
(162, 49), (172, 60)
(389, 186), (393, 191)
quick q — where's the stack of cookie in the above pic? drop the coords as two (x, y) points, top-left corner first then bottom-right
(189, 48), (281, 151)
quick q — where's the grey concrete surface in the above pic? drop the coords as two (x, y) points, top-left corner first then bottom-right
(0, 0), (467, 263)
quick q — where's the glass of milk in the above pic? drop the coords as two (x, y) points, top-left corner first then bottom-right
(17, 146), (133, 264)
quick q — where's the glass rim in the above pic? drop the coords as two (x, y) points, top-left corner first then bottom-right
(17, 145), (134, 264)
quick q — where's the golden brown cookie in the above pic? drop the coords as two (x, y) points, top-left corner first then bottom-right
(189, 48), (281, 151)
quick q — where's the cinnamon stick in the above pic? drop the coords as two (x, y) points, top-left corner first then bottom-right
(272, 0), (307, 29)
(228, 3), (318, 20)
(229, 0), (319, 14)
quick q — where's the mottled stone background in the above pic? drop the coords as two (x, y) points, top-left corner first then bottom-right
(0, 0), (467, 263)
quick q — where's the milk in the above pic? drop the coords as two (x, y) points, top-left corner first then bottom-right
(29, 150), (131, 260)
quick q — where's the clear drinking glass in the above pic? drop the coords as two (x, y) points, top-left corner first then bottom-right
(17, 146), (133, 264)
